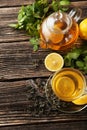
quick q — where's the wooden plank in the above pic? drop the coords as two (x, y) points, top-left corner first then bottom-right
(0, 42), (52, 80)
(0, 0), (34, 7)
(0, 26), (29, 43)
(0, 121), (87, 130)
(0, 79), (87, 126)
(0, 7), (19, 23)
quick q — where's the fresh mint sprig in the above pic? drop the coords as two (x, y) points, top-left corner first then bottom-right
(64, 44), (87, 74)
(9, 0), (71, 51)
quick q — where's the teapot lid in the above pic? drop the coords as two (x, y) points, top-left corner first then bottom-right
(46, 11), (72, 34)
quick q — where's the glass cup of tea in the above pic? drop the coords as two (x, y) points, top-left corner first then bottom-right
(40, 8), (82, 51)
(51, 68), (87, 102)
(45, 68), (87, 113)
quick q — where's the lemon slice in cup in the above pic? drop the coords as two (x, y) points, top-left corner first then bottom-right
(44, 53), (64, 72)
(72, 94), (87, 105)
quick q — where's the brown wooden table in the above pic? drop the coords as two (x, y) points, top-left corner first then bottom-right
(0, 0), (87, 129)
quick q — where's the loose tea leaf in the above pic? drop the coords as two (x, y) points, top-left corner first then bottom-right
(26, 78), (59, 117)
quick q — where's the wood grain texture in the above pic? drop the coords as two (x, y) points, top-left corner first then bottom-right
(0, 0), (87, 129)
(0, 79), (87, 127)
(0, 0), (34, 7)
(0, 121), (86, 130)
(0, 42), (52, 80)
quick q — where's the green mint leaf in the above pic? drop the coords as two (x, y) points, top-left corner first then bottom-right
(30, 37), (39, 51)
(44, 6), (49, 14)
(51, 0), (59, 12)
(59, 0), (70, 11)
(33, 44), (39, 51)
(84, 56), (87, 62)
(69, 52), (80, 59)
(84, 65), (87, 74)
(64, 57), (72, 66)
(9, 23), (19, 29)
(82, 50), (87, 56)
(65, 48), (82, 60)
(30, 37), (39, 45)
(76, 61), (84, 68)
(59, 0), (70, 6)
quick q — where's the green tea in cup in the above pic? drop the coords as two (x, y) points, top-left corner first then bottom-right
(51, 68), (86, 102)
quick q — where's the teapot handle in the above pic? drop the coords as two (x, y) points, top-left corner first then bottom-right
(69, 8), (82, 22)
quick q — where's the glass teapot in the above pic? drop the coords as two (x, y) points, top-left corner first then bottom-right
(40, 8), (82, 51)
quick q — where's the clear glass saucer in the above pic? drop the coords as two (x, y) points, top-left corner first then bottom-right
(45, 75), (87, 113)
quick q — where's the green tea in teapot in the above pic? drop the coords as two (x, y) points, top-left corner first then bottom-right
(40, 9), (81, 51)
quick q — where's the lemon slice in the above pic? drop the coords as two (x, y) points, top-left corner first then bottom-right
(44, 53), (64, 72)
(79, 18), (87, 40)
(56, 76), (75, 97)
(72, 94), (87, 105)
